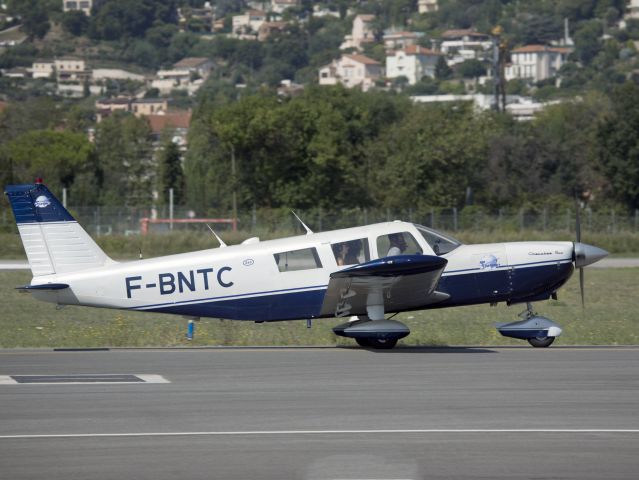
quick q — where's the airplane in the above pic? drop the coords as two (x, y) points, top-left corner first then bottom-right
(5, 180), (609, 349)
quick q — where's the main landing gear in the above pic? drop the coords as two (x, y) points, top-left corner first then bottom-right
(495, 303), (563, 348)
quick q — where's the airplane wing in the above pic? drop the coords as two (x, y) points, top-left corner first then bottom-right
(320, 255), (449, 318)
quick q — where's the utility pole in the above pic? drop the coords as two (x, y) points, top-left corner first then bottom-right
(231, 144), (237, 227)
(491, 25), (507, 113)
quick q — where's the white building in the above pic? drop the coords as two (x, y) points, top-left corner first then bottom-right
(627, 0), (639, 19)
(31, 60), (55, 79)
(418, 0), (438, 14)
(440, 29), (493, 65)
(505, 45), (570, 83)
(340, 14), (376, 51)
(92, 69), (146, 82)
(319, 54), (382, 92)
(62, 0), (94, 15)
(270, 0), (299, 14)
(386, 45), (441, 84)
(54, 57), (90, 82)
(383, 31), (422, 51)
(232, 9), (266, 38)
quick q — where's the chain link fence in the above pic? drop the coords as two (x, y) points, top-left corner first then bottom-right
(2, 205), (637, 236)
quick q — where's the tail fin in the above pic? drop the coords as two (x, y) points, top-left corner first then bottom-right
(5, 182), (113, 276)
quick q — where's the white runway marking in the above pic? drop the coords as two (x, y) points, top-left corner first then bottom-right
(0, 374), (170, 385)
(1, 429), (638, 440)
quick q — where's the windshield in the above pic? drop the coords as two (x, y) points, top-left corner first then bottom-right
(414, 224), (461, 256)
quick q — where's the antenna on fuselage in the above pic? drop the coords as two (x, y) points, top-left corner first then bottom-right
(291, 211), (313, 235)
(206, 224), (227, 247)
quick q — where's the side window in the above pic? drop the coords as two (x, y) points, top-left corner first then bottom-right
(273, 247), (322, 272)
(331, 238), (370, 266)
(377, 232), (422, 257)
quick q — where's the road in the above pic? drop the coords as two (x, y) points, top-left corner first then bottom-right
(0, 347), (638, 479)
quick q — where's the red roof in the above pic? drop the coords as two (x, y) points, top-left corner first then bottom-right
(403, 45), (441, 56)
(511, 44), (571, 54)
(146, 111), (192, 134)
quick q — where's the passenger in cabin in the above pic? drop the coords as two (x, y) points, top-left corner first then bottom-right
(387, 233), (407, 256)
(333, 240), (362, 266)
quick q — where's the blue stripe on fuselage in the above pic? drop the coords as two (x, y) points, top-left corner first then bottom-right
(137, 262), (574, 321)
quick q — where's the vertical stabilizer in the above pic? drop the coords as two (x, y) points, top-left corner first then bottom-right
(5, 182), (113, 276)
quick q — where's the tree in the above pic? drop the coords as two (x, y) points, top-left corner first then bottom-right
(157, 139), (184, 205)
(598, 82), (639, 210)
(61, 10), (89, 36)
(2, 130), (96, 200)
(435, 56), (453, 80)
(457, 59), (486, 79)
(94, 114), (154, 206)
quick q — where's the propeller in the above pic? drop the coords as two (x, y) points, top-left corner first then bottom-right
(572, 201), (609, 309)
(575, 202), (585, 309)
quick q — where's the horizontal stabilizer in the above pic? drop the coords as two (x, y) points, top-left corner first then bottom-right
(16, 283), (69, 291)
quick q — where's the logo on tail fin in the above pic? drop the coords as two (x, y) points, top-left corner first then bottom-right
(34, 195), (51, 208)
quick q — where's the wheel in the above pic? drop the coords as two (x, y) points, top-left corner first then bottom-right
(528, 336), (555, 348)
(356, 337), (398, 349)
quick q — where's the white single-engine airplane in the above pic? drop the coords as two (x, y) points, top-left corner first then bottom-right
(6, 181), (609, 349)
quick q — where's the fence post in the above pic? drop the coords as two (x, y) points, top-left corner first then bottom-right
(62, 188), (67, 208)
(169, 188), (174, 231)
(318, 206), (323, 232)
(519, 209), (524, 232)
(612, 210), (616, 233)
(542, 207), (547, 231)
(386, 208), (390, 222)
(252, 204), (256, 231)
(431, 208), (435, 229)
(364, 208), (368, 225)
(635, 209), (638, 231)
(453, 207), (458, 231)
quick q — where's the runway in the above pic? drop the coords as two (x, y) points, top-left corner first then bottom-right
(1, 347), (638, 479)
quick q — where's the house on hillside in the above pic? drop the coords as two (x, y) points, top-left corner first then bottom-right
(505, 45), (570, 83)
(146, 110), (192, 149)
(55, 57), (90, 82)
(62, 0), (97, 15)
(386, 45), (442, 85)
(440, 29), (492, 65)
(31, 60), (55, 79)
(232, 9), (267, 38)
(340, 14), (376, 51)
(173, 57), (214, 78)
(319, 53), (382, 92)
(271, 0), (300, 14)
(152, 58), (213, 95)
(257, 21), (288, 41)
(383, 31), (422, 51)
(418, 0), (438, 14)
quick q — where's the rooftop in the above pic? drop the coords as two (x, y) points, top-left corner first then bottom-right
(344, 54), (381, 65)
(511, 44), (572, 54)
(147, 111), (192, 134)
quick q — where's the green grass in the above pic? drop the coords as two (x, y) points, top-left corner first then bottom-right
(1, 269), (637, 348)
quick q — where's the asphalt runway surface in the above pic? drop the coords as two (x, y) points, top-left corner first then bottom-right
(1, 347), (638, 479)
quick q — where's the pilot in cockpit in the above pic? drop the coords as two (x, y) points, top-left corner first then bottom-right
(387, 233), (407, 256)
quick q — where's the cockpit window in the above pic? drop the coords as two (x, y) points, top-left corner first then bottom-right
(377, 232), (423, 257)
(273, 247), (322, 272)
(415, 225), (461, 256)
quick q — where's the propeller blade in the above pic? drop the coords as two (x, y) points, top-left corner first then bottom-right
(579, 267), (585, 309)
(575, 199), (581, 244)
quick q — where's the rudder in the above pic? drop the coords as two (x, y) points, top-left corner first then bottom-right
(5, 182), (113, 276)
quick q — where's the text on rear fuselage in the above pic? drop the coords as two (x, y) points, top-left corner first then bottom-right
(125, 267), (233, 298)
